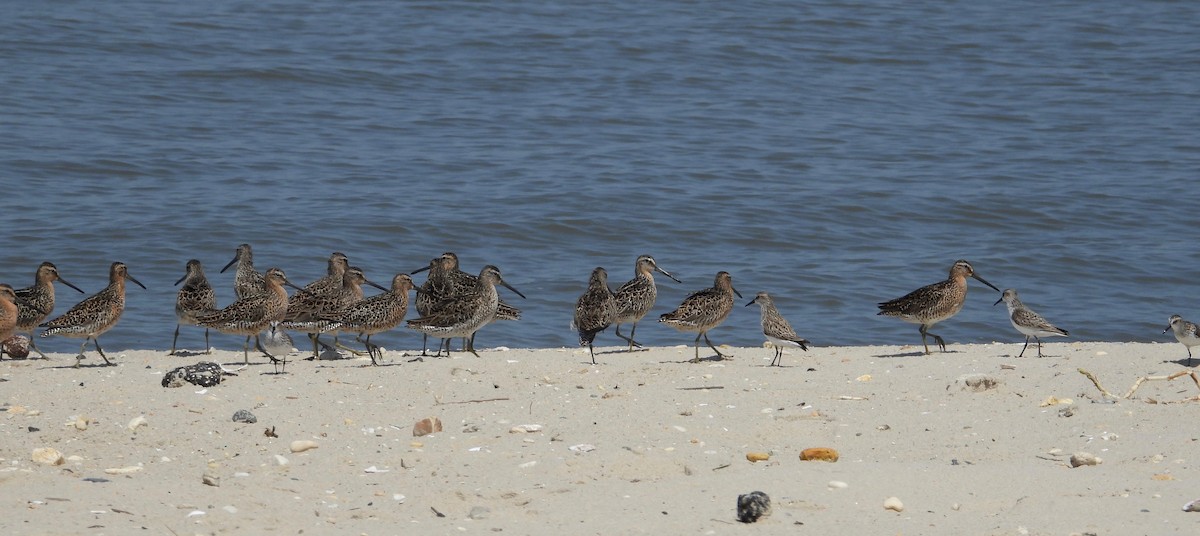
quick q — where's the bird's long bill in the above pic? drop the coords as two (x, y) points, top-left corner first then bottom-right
(126, 273), (148, 290)
(973, 274), (1001, 292)
(283, 281), (303, 291)
(410, 264), (431, 275)
(366, 279), (388, 292)
(174, 273), (188, 286)
(58, 276), (85, 293)
(732, 286), (743, 299)
(657, 266), (682, 284)
(1164, 325), (1173, 334)
(744, 297), (757, 307)
(993, 296), (1004, 306)
(219, 254), (239, 274)
(500, 281), (527, 299)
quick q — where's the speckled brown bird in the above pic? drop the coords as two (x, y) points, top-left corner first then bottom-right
(659, 271), (741, 361)
(13, 261), (84, 359)
(196, 267), (299, 372)
(612, 255), (680, 351)
(572, 267), (617, 364)
(40, 262), (146, 366)
(172, 259), (218, 355)
(877, 259), (1000, 355)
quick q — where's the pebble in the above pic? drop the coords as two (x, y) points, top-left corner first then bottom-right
(413, 417), (442, 437)
(883, 496), (904, 512)
(290, 440), (319, 453)
(568, 444), (596, 453)
(274, 455), (289, 466)
(1069, 452), (1102, 468)
(827, 481), (848, 489)
(518, 461), (537, 468)
(202, 473), (220, 487)
(393, 494), (406, 502)
(127, 415), (148, 431)
(799, 447), (839, 462)
(509, 424), (543, 433)
(31, 447), (64, 466)
(736, 491), (771, 523)
(2, 335), (30, 358)
(232, 410), (257, 424)
(745, 452), (770, 462)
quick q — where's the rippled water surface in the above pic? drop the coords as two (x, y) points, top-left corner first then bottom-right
(3, 0), (1198, 354)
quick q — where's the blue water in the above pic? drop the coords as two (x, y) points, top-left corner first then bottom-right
(2, 0), (1198, 354)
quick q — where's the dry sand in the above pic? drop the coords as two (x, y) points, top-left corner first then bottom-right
(2, 341), (1199, 535)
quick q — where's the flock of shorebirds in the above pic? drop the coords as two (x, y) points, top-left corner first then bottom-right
(2, 249), (1199, 371)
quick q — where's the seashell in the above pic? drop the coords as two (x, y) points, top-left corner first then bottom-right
(2, 335), (30, 359)
(799, 447), (839, 462)
(509, 424), (543, 433)
(74, 416), (89, 431)
(127, 415), (148, 431)
(413, 417), (442, 437)
(745, 452), (770, 462)
(1183, 498), (1200, 512)
(1069, 452), (1101, 467)
(736, 491), (771, 523)
(883, 496), (904, 512)
(104, 466), (143, 475)
(31, 447), (64, 466)
(289, 440), (319, 453)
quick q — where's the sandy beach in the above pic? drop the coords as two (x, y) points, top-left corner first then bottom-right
(2, 341), (1199, 535)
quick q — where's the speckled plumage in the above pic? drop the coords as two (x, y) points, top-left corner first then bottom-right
(172, 259), (218, 355)
(746, 292), (810, 366)
(0, 285), (20, 358)
(994, 289), (1068, 358)
(572, 267), (617, 364)
(40, 262), (146, 366)
(877, 259), (1000, 355)
(281, 264), (386, 358)
(220, 243), (265, 300)
(1164, 314), (1200, 366)
(437, 252), (522, 321)
(14, 262), (84, 359)
(407, 265), (525, 357)
(613, 255), (680, 351)
(659, 271), (742, 361)
(323, 273), (419, 365)
(196, 267), (297, 371)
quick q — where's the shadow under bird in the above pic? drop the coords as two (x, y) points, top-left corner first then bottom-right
(994, 288), (1068, 358)
(196, 267), (300, 373)
(1164, 315), (1200, 366)
(877, 259), (1000, 355)
(660, 271), (742, 362)
(572, 267), (617, 364)
(172, 259), (218, 355)
(746, 291), (810, 367)
(407, 265), (525, 357)
(221, 243), (266, 299)
(13, 261), (85, 359)
(320, 273), (421, 366)
(40, 262), (146, 367)
(613, 255), (681, 351)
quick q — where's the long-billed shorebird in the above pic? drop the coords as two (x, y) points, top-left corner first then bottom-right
(412, 252), (521, 355)
(40, 262), (146, 366)
(1164, 314), (1200, 366)
(613, 255), (680, 351)
(282, 265), (387, 359)
(13, 262), (84, 359)
(407, 265), (525, 357)
(746, 291), (810, 366)
(660, 271), (742, 361)
(572, 267), (617, 364)
(0, 284), (20, 358)
(196, 268), (299, 372)
(322, 273), (420, 365)
(994, 289), (1068, 357)
(220, 243), (265, 299)
(172, 259), (218, 355)
(877, 259), (1000, 355)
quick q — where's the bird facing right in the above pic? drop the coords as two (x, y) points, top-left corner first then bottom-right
(745, 291), (810, 366)
(877, 259), (1000, 355)
(993, 288), (1068, 357)
(659, 271), (741, 362)
(1164, 315), (1200, 366)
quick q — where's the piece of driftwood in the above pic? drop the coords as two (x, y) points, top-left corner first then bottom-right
(1078, 368), (1200, 403)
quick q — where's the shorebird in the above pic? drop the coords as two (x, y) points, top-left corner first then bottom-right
(994, 289), (1068, 357)
(13, 262), (84, 359)
(0, 284), (20, 358)
(220, 243), (265, 299)
(322, 273), (420, 365)
(877, 259), (1000, 355)
(407, 265), (525, 357)
(172, 259), (218, 355)
(412, 252), (521, 354)
(613, 255), (680, 351)
(196, 268), (299, 372)
(745, 291), (810, 366)
(1164, 314), (1200, 366)
(282, 263), (386, 359)
(40, 262), (146, 366)
(572, 267), (617, 364)
(659, 271), (741, 361)
(278, 252), (351, 356)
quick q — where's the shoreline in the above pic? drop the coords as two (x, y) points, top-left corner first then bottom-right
(3, 342), (1199, 534)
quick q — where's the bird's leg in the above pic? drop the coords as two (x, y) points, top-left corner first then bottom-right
(243, 335), (252, 365)
(467, 333), (480, 358)
(170, 325), (181, 356)
(589, 342), (597, 365)
(691, 332), (702, 362)
(204, 328), (211, 354)
(918, 325), (931, 355)
(1035, 336), (1044, 357)
(420, 334), (430, 356)
(27, 333), (49, 359)
(1018, 336), (1030, 358)
(704, 332), (730, 360)
(94, 338), (112, 366)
